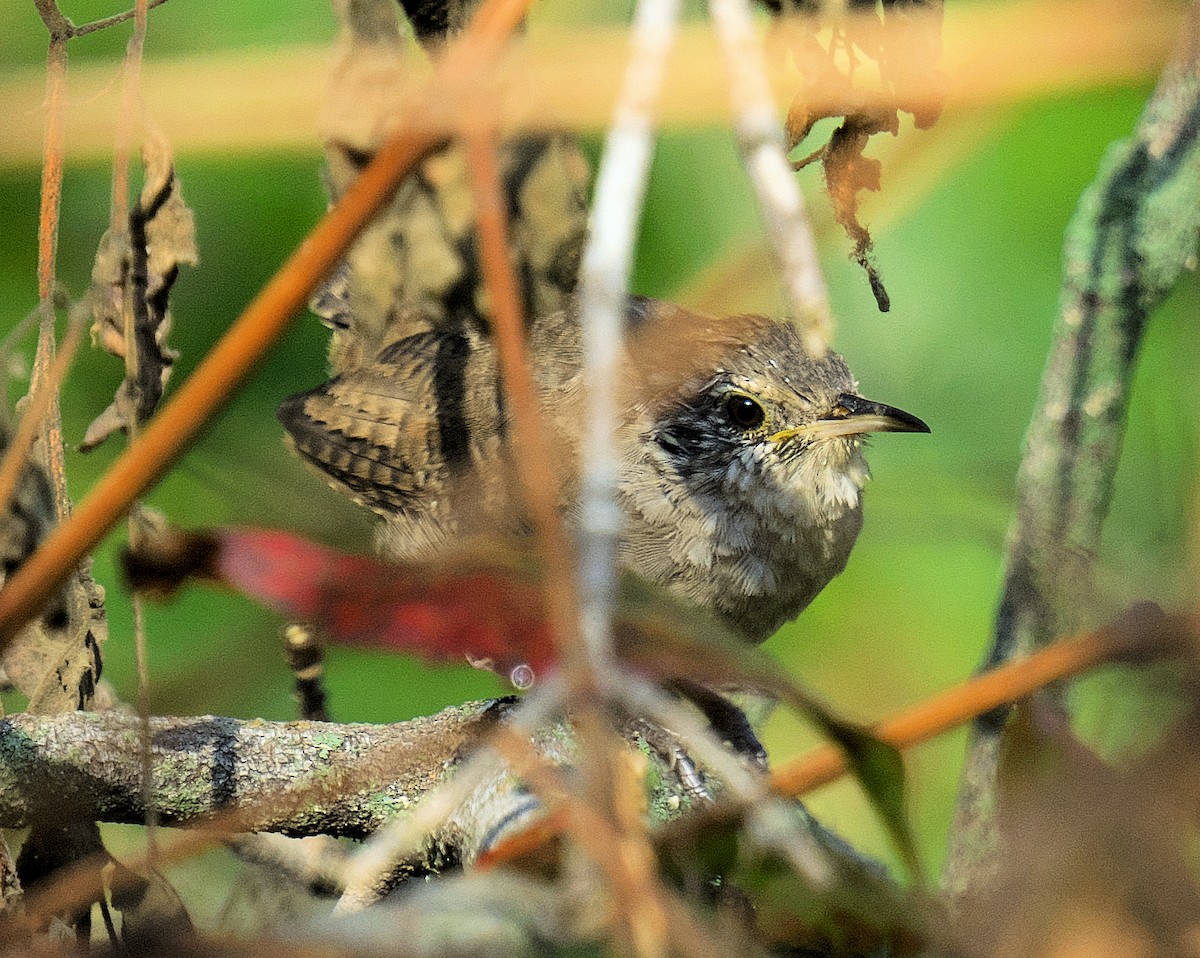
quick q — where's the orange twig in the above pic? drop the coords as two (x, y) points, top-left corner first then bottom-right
(36, 37), (66, 306)
(770, 608), (1186, 797)
(33, 29), (71, 518)
(0, 0), (536, 653)
(476, 610), (1185, 873)
(463, 130), (583, 676)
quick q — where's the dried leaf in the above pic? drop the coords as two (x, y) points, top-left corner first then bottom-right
(3, 558), (107, 715)
(83, 138), (196, 452)
(319, 0), (587, 372)
(775, 1), (944, 309)
(824, 109), (897, 312)
(0, 419), (106, 715)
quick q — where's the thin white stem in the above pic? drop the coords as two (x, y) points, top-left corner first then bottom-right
(620, 676), (838, 890)
(334, 680), (566, 913)
(575, 0), (682, 671)
(708, 0), (832, 354)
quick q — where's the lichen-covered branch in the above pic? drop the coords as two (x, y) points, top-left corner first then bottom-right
(945, 1), (1200, 895)
(0, 702), (506, 839)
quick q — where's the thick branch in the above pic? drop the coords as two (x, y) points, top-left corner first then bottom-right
(0, 702), (505, 839)
(945, 2), (1200, 895)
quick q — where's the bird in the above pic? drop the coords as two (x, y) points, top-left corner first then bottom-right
(275, 295), (928, 648)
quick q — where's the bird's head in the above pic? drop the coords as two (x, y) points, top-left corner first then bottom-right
(629, 312), (928, 528)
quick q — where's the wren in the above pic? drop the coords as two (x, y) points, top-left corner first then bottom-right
(277, 295), (928, 645)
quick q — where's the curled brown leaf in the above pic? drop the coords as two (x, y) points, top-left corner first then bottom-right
(83, 138), (197, 452)
(774, 1), (944, 310)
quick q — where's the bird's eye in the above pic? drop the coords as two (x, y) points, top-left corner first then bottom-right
(723, 393), (765, 430)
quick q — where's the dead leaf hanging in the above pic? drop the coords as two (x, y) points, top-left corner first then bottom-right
(83, 138), (197, 452)
(773, 0), (944, 311)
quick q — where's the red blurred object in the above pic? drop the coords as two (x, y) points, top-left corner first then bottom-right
(125, 526), (554, 686)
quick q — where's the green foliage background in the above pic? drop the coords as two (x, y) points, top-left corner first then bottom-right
(1, 0), (1197, 912)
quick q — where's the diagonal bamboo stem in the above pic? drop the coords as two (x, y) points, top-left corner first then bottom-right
(0, 0), (536, 654)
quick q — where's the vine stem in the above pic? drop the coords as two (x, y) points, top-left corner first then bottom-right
(944, 0), (1200, 894)
(0, 312), (83, 517)
(109, 0), (149, 231)
(32, 27), (71, 519)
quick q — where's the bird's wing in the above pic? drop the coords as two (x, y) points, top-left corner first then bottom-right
(276, 328), (503, 519)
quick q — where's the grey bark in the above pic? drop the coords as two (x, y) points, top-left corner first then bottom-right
(0, 701), (506, 839)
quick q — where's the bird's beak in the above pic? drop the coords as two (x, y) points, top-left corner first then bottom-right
(769, 393), (930, 443)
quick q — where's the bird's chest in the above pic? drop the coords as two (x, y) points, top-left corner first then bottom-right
(707, 501), (863, 640)
(617, 455), (865, 642)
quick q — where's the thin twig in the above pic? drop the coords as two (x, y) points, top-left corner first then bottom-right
(707, 0), (832, 353)
(461, 134), (642, 929)
(35, 40), (66, 305)
(33, 30), (70, 519)
(34, 0), (172, 39)
(0, 303), (45, 359)
(334, 680), (566, 912)
(33, 0), (72, 39)
(73, 0), (172, 38)
(130, 587), (157, 854)
(486, 721), (743, 958)
(0, 0), (537, 653)
(332, 753), (501, 911)
(283, 624), (330, 722)
(571, 3), (683, 925)
(110, 0), (149, 230)
(624, 675), (864, 892)
(103, 0), (158, 865)
(463, 130), (582, 680)
(487, 722), (687, 958)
